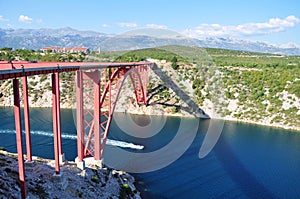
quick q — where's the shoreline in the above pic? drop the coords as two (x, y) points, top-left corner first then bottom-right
(1, 105), (299, 133)
(222, 117), (300, 133)
(116, 109), (300, 133)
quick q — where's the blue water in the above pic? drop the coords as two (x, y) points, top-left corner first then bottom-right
(0, 107), (300, 198)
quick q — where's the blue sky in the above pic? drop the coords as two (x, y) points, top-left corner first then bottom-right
(1, 0), (300, 46)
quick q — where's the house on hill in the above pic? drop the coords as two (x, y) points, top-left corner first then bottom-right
(41, 46), (90, 54)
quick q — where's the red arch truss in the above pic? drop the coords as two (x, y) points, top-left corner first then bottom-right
(76, 64), (150, 162)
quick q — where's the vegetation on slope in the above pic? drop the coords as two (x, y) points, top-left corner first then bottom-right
(113, 46), (300, 128)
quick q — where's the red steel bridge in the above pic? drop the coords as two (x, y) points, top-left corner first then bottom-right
(0, 61), (152, 199)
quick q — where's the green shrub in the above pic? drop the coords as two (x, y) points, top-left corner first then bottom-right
(91, 175), (100, 183)
(120, 183), (132, 199)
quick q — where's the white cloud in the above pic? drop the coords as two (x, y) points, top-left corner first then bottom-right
(101, 23), (111, 28)
(117, 22), (138, 28)
(183, 15), (300, 38)
(0, 15), (9, 21)
(146, 24), (168, 29)
(18, 15), (33, 23)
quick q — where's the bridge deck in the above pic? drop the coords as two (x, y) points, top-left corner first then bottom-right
(0, 61), (152, 80)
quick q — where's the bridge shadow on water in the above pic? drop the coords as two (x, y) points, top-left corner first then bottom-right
(214, 133), (276, 199)
(149, 62), (276, 198)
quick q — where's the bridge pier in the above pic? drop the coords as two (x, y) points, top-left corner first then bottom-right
(55, 72), (65, 164)
(76, 70), (85, 167)
(52, 73), (61, 174)
(75, 70), (101, 169)
(22, 76), (33, 163)
(13, 78), (27, 199)
(92, 71), (101, 160)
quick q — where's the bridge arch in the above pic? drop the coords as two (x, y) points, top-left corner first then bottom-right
(76, 64), (150, 162)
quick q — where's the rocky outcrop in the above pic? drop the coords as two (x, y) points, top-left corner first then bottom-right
(0, 150), (141, 199)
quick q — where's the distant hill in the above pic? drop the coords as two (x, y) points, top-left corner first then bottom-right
(0, 27), (110, 50)
(1, 27), (300, 55)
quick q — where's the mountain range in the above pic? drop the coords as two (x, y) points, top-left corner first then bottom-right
(1, 27), (300, 55)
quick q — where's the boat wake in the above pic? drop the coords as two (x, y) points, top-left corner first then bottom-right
(0, 129), (144, 150)
(106, 139), (144, 150)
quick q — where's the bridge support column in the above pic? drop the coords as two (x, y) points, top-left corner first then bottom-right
(13, 78), (26, 199)
(91, 71), (101, 160)
(55, 72), (65, 164)
(22, 76), (32, 162)
(52, 73), (60, 174)
(76, 70), (85, 168)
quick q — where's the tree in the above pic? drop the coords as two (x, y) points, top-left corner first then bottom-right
(0, 47), (12, 51)
(171, 56), (178, 70)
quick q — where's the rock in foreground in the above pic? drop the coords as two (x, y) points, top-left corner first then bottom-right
(0, 150), (141, 199)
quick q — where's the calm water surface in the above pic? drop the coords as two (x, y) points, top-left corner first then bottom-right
(0, 107), (300, 198)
